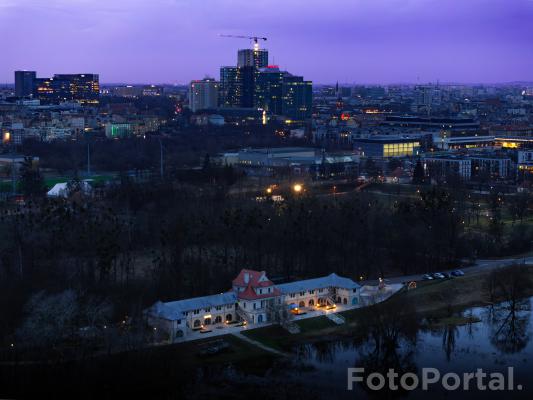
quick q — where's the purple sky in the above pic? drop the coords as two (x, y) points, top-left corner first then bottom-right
(1, 0), (532, 84)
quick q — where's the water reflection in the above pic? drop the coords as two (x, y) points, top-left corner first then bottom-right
(286, 297), (533, 398)
(352, 300), (420, 396)
(441, 323), (458, 362)
(487, 299), (531, 354)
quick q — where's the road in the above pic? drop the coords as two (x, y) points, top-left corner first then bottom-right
(366, 256), (533, 286)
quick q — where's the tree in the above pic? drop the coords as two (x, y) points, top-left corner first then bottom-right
(507, 192), (530, 224)
(19, 156), (46, 200)
(387, 158), (402, 173)
(364, 158), (381, 179)
(67, 172), (83, 198)
(16, 290), (79, 349)
(412, 159), (425, 184)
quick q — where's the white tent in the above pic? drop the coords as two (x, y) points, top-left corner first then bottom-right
(47, 183), (69, 198)
(47, 180), (93, 198)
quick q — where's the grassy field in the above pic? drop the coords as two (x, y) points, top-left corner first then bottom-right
(295, 316), (336, 332)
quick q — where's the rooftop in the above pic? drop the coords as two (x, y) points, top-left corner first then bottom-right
(149, 292), (237, 320)
(277, 273), (361, 294)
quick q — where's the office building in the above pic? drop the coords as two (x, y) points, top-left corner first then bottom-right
(14, 71), (36, 97)
(34, 78), (55, 102)
(217, 46), (312, 120)
(282, 75), (312, 121)
(51, 74), (100, 104)
(237, 48), (268, 68)
(32, 73), (100, 104)
(220, 66), (240, 107)
(255, 66), (284, 114)
(236, 66), (256, 108)
(189, 78), (219, 112)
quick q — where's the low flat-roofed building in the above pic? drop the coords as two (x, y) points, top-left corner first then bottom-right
(433, 134), (495, 150)
(353, 136), (421, 158)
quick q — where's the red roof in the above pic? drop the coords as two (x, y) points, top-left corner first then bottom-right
(232, 269), (274, 288)
(238, 284), (281, 300)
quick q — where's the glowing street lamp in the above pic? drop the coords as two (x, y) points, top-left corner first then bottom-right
(293, 184), (303, 193)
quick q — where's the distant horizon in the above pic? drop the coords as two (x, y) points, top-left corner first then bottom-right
(1, 0), (532, 84)
(2, 79), (533, 88)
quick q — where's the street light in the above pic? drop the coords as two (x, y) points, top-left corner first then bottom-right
(293, 184), (303, 193)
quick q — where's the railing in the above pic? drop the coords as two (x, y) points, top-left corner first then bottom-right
(236, 307), (249, 323)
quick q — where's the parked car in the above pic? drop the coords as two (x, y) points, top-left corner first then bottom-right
(451, 270), (465, 277)
(422, 274), (433, 280)
(432, 273), (446, 279)
(441, 272), (451, 278)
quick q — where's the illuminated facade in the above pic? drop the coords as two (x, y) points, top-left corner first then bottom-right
(281, 75), (312, 121)
(237, 48), (268, 68)
(33, 73), (100, 104)
(496, 137), (533, 150)
(219, 66), (239, 107)
(52, 74), (100, 104)
(218, 47), (312, 120)
(353, 137), (420, 158)
(146, 269), (360, 341)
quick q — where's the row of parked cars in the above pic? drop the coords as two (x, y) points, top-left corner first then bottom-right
(422, 270), (465, 280)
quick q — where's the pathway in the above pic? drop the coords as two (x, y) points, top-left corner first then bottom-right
(231, 332), (290, 357)
(326, 313), (345, 325)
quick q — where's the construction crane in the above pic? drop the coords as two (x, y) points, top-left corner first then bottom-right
(219, 34), (267, 50)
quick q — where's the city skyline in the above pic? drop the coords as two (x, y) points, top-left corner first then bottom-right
(1, 0), (533, 84)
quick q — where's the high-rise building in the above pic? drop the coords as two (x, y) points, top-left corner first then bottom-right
(255, 66), (285, 115)
(220, 66), (240, 107)
(14, 71), (36, 97)
(32, 73), (99, 104)
(218, 45), (312, 120)
(282, 75), (312, 121)
(51, 74), (100, 104)
(34, 78), (55, 102)
(237, 49), (268, 68)
(236, 66), (256, 108)
(189, 78), (219, 112)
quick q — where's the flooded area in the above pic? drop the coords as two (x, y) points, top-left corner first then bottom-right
(281, 297), (533, 399)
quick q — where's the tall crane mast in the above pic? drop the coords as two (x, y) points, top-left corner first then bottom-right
(219, 34), (267, 50)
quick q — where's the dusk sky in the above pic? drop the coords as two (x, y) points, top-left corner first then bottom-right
(1, 0), (532, 84)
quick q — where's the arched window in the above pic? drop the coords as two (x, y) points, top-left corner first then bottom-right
(299, 301), (305, 308)
(226, 314), (233, 322)
(258, 314), (263, 323)
(215, 315), (222, 324)
(193, 319), (201, 328)
(204, 317), (212, 325)
(343, 298), (347, 305)
(309, 299), (314, 306)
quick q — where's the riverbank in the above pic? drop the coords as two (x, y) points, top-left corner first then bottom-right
(241, 264), (533, 352)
